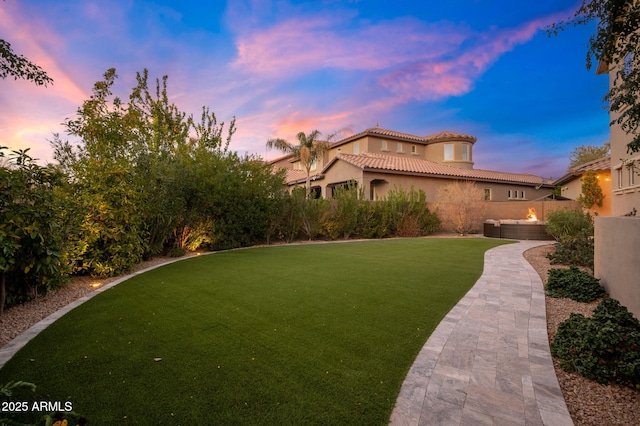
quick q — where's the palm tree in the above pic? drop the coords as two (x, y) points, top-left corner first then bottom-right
(267, 130), (332, 197)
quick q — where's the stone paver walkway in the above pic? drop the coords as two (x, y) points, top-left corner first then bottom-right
(390, 241), (573, 426)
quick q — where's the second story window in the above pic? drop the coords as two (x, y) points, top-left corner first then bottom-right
(462, 144), (469, 161)
(411, 145), (417, 154)
(353, 141), (360, 155)
(444, 144), (453, 161)
(397, 143), (403, 152)
(618, 168), (623, 188)
(381, 140), (388, 150)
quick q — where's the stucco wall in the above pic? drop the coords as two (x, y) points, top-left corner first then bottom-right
(482, 201), (580, 222)
(594, 216), (640, 319)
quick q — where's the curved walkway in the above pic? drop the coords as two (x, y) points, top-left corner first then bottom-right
(390, 241), (573, 426)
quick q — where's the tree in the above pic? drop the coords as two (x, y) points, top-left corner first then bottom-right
(433, 181), (487, 235)
(577, 170), (606, 210)
(266, 130), (331, 197)
(568, 142), (610, 169)
(0, 39), (53, 86)
(548, 0), (640, 153)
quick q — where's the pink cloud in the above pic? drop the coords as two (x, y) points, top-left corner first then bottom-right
(232, 8), (570, 108)
(0, 2), (92, 163)
(232, 15), (468, 77)
(379, 13), (567, 102)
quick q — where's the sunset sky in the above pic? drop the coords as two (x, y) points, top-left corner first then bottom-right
(1, 0), (609, 179)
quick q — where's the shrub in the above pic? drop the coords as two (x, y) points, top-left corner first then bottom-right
(433, 181), (486, 235)
(547, 231), (594, 271)
(551, 298), (640, 387)
(545, 209), (593, 240)
(545, 266), (605, 302)
(545, 209), (594, 270)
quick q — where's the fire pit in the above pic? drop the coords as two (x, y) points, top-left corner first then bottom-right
(483, 208), (554, 240)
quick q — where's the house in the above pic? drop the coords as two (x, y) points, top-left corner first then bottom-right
(553, 155), (612, 216)
(594, 54), (640, 319)
(270, 127), (555, 203)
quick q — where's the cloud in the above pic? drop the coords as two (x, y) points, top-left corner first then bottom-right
(378, 14), (566, 102)
(231, 8), (568, 106)
(231, 14), (467, 77)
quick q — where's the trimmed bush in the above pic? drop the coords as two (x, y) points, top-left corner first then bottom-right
(551, 298), (640, 387)
(547, 232), (594, 271)
(545, 266), (605, 302)
(545, 209), (593, 240)
(545, 209), (594, 270)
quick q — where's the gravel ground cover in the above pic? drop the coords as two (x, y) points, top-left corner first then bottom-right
(1, 241), (638, 424)
(523, 244), (640, 426)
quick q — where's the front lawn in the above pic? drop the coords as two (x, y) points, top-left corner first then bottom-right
(0, 238), (507, 425)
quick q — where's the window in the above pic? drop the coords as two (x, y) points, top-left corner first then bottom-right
(508, 190), (512, 199)
(397, 143), (403, 152)
(411, 145), (417, 154)
(462, 144), (469, 161)
(630, 165), (636, 186)
(310, 158), (317, 171)
(618, 168), (623, 188)
(484, 188), (491, 201)
(381, 140), (388, 151)
(353, 141), (359, 155)
(444, 144), (453, 161)
(520, 190), (526, 199)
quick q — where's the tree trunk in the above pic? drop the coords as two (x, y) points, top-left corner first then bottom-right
(305, 168), (311, 198)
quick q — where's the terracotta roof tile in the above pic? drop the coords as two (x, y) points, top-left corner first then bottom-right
(571, 155), (611, 173)
(422, 130), (477, 143)
(330, 127), (478, 148)
(330, 152), (551, 186)
(280, 168), (308, 183)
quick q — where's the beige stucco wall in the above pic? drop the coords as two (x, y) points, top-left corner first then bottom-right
(608, 65), (640, 216)
(320, 160), (364, 198)
(482, 201), (580, 222)
(424, 141), (474, 169)
(320, 165), (554, 203)
(559, 172), (612, 216)
(594, 216), (640, 319)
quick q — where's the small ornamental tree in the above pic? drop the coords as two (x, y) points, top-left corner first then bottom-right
(577, 170), (605, 210)
(434, 181), (486, 235)
(568, 143), (610, 170)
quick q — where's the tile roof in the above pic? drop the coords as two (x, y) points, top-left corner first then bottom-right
(553, 155), (611, 186)
(325, 152), (552, 186)
(282, 168), (309, 183)
(571, 155), (611, 173)
(330, 127), (477, 148)
(422, 130), (477, 143)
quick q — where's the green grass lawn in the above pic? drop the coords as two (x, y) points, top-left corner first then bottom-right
(0, 238), (507, 425)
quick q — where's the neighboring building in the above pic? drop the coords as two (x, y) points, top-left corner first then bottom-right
(597, 60), (640, 216)
(553, 155), (611, 216)
(270, 127), (555, 201)
(594, 55), (640, 319)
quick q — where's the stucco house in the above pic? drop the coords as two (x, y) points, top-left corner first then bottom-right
(270, 127), (555, 202)
(594, 54), (640, 319)
(553, 155), (612, 216)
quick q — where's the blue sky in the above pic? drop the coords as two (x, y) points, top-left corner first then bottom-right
(1, 0), (609, 179)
